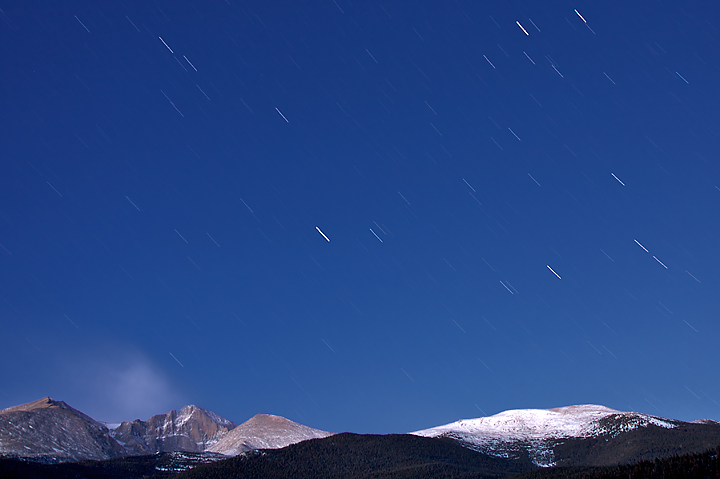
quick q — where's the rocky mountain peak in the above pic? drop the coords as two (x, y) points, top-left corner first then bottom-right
(0, 397), (125, 463)
(109, 404), (236, 455)
(207, 413), (334, 456)
(1, 397), (68, 413)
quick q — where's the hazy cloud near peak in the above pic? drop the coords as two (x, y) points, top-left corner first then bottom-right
(59, 346), (186, 423)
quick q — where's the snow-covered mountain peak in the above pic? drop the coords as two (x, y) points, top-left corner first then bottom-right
(413, 404), (620, 443)
(410, 404), (683, 468)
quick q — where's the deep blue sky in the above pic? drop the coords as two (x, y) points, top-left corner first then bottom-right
(2, 0), (720, 434)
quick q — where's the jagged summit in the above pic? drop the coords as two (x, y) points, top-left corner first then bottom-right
(207, 413), (334, 456)
(109, 404), (236, 455)
(177, 404), (236, 430)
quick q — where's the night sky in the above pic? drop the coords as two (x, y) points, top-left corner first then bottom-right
(2, 0), (720, 435)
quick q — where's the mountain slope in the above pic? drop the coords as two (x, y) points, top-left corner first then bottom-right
(553, 413), (720, 467)
(207, 413), (334, 456)
(0, 397), (126, 463)
(110, 405), (235, 454)
(181, 433), (537, 479)
(510, 445), (720, 479)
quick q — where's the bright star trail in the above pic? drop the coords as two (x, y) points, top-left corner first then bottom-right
(546, 265), (562, 280)
(316, 226), (330, 242)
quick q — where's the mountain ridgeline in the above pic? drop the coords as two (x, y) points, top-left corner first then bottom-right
(0, 397), (330, 463)
(1, 397), (719, 478)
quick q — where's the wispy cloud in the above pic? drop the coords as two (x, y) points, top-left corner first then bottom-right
(61, 346), (185, 423)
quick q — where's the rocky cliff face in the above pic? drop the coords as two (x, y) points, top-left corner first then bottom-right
(110, 404), (236, 454)
(0, 397), (126, 463)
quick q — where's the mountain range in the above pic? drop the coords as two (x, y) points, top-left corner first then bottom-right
(1, 397), (719, 478)
(0, 397), (331, 463)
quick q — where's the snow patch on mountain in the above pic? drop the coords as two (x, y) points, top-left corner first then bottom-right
(153, 451), (229, 473)
(593, 412), (678, 438)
